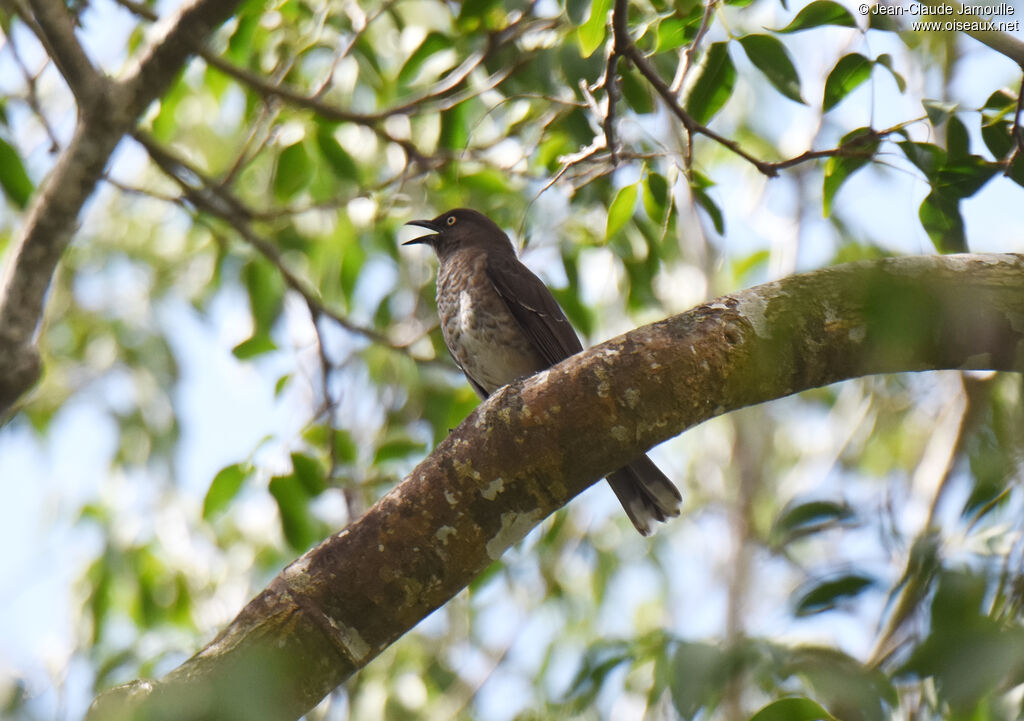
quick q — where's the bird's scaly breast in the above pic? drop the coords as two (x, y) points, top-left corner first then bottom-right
(437, 252), (544, 395)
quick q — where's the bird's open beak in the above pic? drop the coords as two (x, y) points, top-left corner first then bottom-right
(403, 218), (441, 246)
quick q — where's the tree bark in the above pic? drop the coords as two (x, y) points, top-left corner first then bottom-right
(86, 252), (1024, 721)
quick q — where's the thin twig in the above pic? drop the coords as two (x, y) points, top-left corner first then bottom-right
(5, 27), (61, 152)
(23, 0), (108, 110)
(624, 38), (778, 175)
(197, 16), (552, 126)
(311, 0), (399, 100)
(673, 0), (719, 93)
(131, 131), (448, 364)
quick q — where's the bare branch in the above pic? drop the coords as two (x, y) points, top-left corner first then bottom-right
(623, 38), (780, 175)
(311, 0), (399, 99)
(5, 25), (61, 152)
(23, 0), (107, 109)
(196, 16), (552, 127)
(131, 131), (447, 363)
(672, 0), (718, 93)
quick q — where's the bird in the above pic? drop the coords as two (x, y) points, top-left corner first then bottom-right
(403, 207), (681, 535)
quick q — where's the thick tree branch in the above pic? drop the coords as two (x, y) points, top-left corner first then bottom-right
(86, 253), (1024, 721)
(0, 0), (244, 416)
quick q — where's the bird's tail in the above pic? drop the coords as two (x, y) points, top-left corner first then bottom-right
(605, 455), (682, 536)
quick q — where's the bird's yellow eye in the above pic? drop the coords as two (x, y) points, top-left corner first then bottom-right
(446, 215), (457, 226)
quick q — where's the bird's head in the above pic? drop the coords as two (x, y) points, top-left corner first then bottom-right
(403, 208), (514, 260)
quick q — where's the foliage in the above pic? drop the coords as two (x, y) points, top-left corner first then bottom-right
(0, 0), (1021, 719)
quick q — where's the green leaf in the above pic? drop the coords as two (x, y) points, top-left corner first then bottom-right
(273, 374), (291, 397)
(333, 429), (358, 464)
(946, 116), (969, 160)
(670, 640), (763, 717)
(565, 640), (632, 707)
(620, 67), (654, 114)
(936, 157), (997, 198)
(772, 500), (854, 543)
(980, 90), (1016, 159)
(269, 474), (319, 551)
(333, 215), (365, 308)
(242, 258), (284, 334)
(685, 42), (736, 125)
(226, 11), (260, 63)
(823, 128), (879, 216)
(291, 452), (326, 496)
(202, 463), (247, 519)
(897, 141), (946, 176)
(1008, 155), (1024, 188)
(577, 0), (612, 58)
(738, 34), (804, 104)
(656, 16), (691, 52)
(749, 697), (836, 721)
(567, 0), (590, 24)
(775, 1), (856, 32)
(315, 124), (360, 182)
(642, 172), (670, 221)
(152, 80), (187, 141)
(692, 186), (724, 234)
(923, 98), (958, 127)
(397, 32), (451, 86)
(456, 0), (503, 31)
(439, 101), (470, 150)
(788, 647), (899, 716)
(867, 11), (900, 30)
(731, 249), (770, 281)
(606, 183), (638, 239)
(669, 641), (729, 717)
(794, 573), (875, 616)
(232, 332), (277, 359)
(899, 139), (996, 202)
(273, 141), (312, 201)
(919, 191), (966, 253)
(897, 570), (1024, 714)
(0, 137), (34, 209)
(536, 131), (573, 170)
(931, 569), (987, 632)
(373, 437), (426, 464)
(822, 53), (872, 111)
(460, 168), (510, 193)
(963, 424), (1013, 519)
(874, 53), (906, 92)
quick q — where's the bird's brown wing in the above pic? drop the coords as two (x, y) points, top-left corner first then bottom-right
(485, 253), (584, 366)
